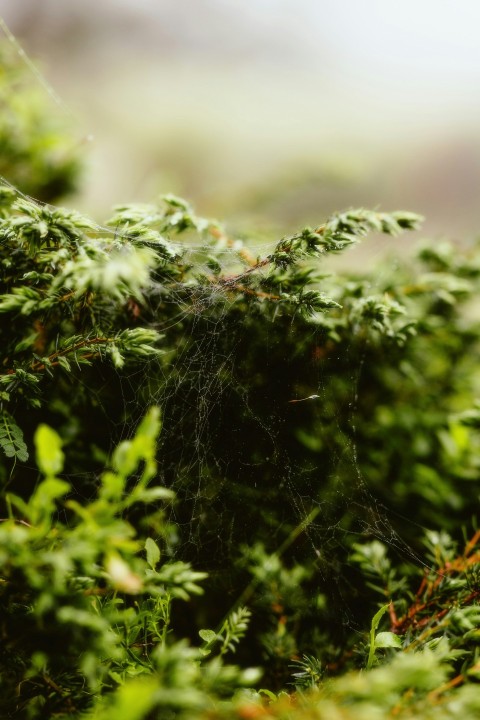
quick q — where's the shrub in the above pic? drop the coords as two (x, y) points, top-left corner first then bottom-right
(1, 37), (480, 719)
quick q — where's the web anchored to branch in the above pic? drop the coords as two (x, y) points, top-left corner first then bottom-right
(0, 176), (426, 567)
(2, 17), (480, 681)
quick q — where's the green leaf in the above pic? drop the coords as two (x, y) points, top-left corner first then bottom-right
(258, 688), (278, 701)
(367, 603), (390, 669)
(34, 424), (64, 476)
(28, 477), (71, 525)
(0, 411), (28, 462)
(35, 477), (70, 501)
(375, 631), (402, 649)
(112, 407), (162, 479)
(134, 487), (175, 503)
(199, 629), (218, 644)
(91, 677), (158, 720)
(136, 406), (162, 441)
(100, 470), (126, 501)
(145, 537), (161, 569)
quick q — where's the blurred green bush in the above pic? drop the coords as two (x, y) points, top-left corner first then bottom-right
(0, 41), (80, 202)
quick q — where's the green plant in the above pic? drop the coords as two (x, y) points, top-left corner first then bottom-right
(2, 34), (480, 719)
(0, 32), (80, 203)
(0, 407), (262, 717)
(0, 182), (430, 675)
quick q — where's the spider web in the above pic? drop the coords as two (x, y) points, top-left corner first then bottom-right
(0, 19), (436, 651)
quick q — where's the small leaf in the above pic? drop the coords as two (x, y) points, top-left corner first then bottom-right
(375, 632), (402, 649)
(135, 487), (175, 503)
(199, 629), (218, 644)
(34, 477), (70, 502)
(258, 689), (278, 701)
(100, 470), (125, 501)
(57, 356), (72, 372)
(367, 603), (390, 669)
(145, 538), (161, 569)
(0, 412), (29, 462)
(371, 604), (390, 633)
(34, 424), (64, 476)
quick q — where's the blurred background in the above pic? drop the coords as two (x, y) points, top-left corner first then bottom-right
(1, 0), (480, 246)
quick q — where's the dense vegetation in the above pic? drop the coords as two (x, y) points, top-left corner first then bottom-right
(1, 39), (480, 719)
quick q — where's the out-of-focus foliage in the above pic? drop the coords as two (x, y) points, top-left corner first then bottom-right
(1, 408), (260, 717)
(0, 41), (80, 202)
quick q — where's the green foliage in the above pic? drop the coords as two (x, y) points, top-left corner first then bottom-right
(366, 603), (402, 670)
(0, 40), (80, 202)
(200, 607), (252, 658)
(2, 37), (480, 720)
(0, 407), (263, 716)
(290, 654), (324, 689)
(0, 410), (28, 461)
(2, 175), (480, 714)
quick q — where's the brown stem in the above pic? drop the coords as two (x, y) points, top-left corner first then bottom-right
(33, 337), (113, 371)
(1, 336), (113, 378)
